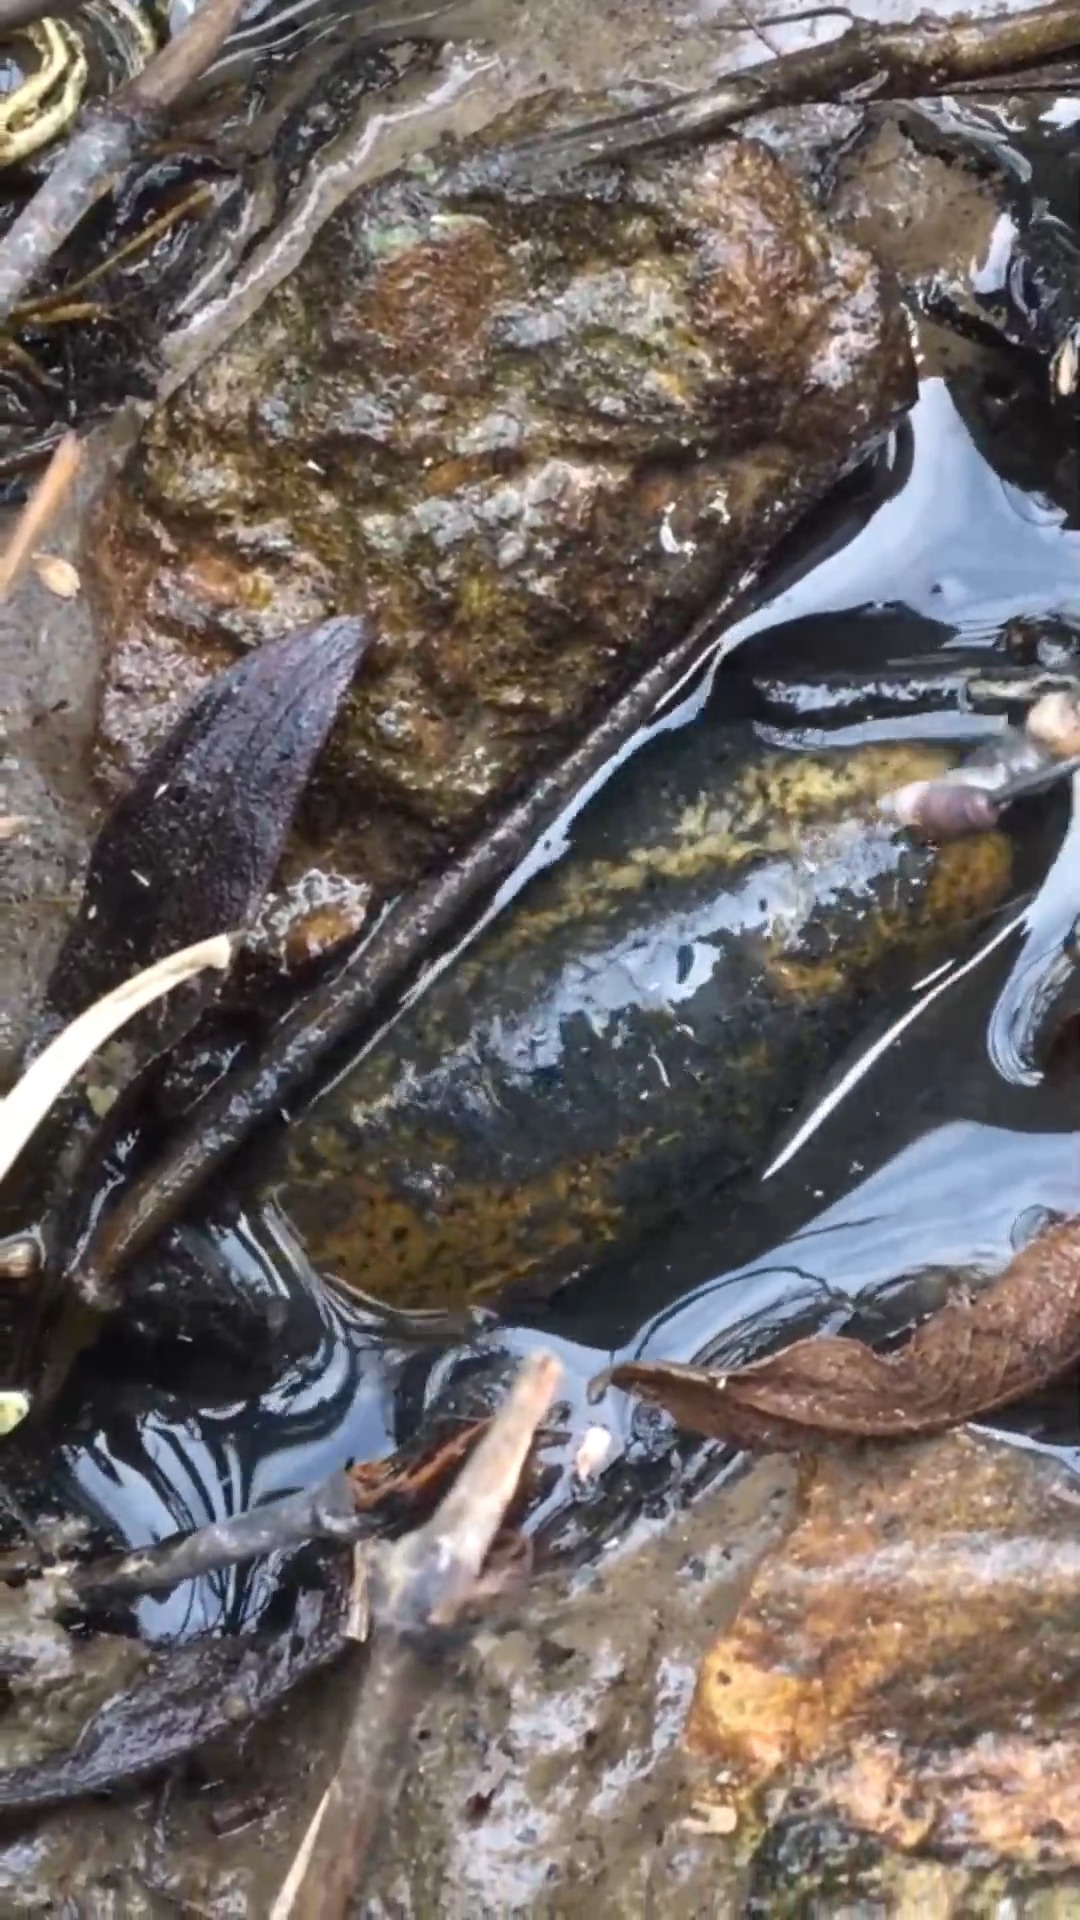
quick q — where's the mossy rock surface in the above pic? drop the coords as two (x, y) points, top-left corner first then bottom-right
(91, 106), (913, 892)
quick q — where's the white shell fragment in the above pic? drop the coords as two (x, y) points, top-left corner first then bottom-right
(573, 1425), (612, 1482)
(32, 552), (80, 598)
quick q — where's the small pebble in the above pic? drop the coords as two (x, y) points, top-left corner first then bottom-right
(32, 552), (80, 599)
(683, 1801), (738, 1837)
(1025, 690), (1080, 760)
(0, 1233), (40, 1280)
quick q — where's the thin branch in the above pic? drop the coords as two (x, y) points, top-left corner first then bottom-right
(72, 1470), (363, 1599)
(66, 1424), (491, 1598)
(0, 0), (248, 321)
(0, 429), (80, 596)
(276, 1351), (561, 1920)
(472, 0), (1080, 177)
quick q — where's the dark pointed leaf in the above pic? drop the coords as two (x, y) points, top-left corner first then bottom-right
(47, 616), (367, 1022)
(611, 1216), (1080, 1447)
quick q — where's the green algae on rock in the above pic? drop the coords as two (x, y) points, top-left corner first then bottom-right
(90, 110), (914, 894)
(247, 729), (1015, 1314)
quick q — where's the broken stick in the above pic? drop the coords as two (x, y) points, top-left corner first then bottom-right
(483, 0), (1080, 175)
(274, 1349), (561, 1920)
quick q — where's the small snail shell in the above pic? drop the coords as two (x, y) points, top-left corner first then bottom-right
(1025, 690), (1080, 760)
(880, 778), (1000, 841)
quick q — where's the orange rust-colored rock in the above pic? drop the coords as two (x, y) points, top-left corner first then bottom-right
(688, 1429), (1080, 1866)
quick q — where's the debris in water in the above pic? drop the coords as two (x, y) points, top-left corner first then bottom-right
(1, 933), (234, 1187)
(610, 1214), (1080, 1446)
(573, 1426), (611, 1483)
(73, 1419), (489, 1600)
(881, 702), (1080, 841)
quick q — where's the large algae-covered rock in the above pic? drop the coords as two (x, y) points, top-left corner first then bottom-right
(91, 109), (913, 890)
(248, 729), (1016, 1313)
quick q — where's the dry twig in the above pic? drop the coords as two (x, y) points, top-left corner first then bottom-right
(70, 1423), (489, 1599)
(275, 1351), (561, 1920)
(483, 0), (1080, 175)
(0, 0), (248, 320)
(0, 430), (80, 597)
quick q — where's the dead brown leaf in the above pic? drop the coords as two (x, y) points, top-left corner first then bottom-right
(349, 1421), (491, 1517)
(686, 1430), (1080, 1865)
(32, 551), (79, 598)
(0, 814), (28, 841)
(611, 1215), (1080, 1445)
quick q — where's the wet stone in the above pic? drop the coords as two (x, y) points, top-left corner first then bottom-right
(90, 106), (914, 895)
(687, 1428), (1080, 1870)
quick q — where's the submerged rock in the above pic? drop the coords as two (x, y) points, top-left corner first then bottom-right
(90, 109), (914, 894)
(246, 726), (1018, 1313)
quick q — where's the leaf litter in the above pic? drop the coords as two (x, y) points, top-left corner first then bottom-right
(610, 1215), (1080, 1447)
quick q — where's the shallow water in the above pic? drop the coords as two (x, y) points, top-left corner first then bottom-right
(32, 357), (1080, 1636)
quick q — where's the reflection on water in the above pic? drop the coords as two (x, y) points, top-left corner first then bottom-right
(45, 366), (1080, 1629)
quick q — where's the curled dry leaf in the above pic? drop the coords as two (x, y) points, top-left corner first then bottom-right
(46, 615), (368, 1023)
(610, 1214), (1080, 1446)
(349, 1420), (491, 1518)
(686, 1430), (1080, 1865)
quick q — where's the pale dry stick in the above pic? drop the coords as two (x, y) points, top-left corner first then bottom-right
(0, 429), (79, 597)
(0, 0), (248, 320)
(0, 932), (234, 1184)
(277, 1350), (562, 1920)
